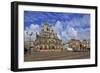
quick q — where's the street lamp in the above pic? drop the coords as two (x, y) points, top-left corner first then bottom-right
(26, 31), (33, 54)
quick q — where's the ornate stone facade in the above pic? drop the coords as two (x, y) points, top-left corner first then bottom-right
(67, 39), (90, 52)
(81, 40), (90, 51)
(68, 39), (81, 51)
(33, 23), (63, 51)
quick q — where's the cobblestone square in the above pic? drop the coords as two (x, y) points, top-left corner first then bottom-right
(24, 51), (90, 62)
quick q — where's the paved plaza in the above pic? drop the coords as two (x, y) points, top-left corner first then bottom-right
(24, 51), (90, 62)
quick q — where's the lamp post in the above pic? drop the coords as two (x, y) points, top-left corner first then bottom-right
(26, 31), (33, 54)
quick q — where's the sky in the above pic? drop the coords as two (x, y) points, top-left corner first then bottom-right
(24, 11), (90, 42)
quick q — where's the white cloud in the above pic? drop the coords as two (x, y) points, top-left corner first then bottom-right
(61, 26), (78, 42)
(52, 18), (90, 42)
(63, 15), (90, 41)
(24, 24), (40, 41)
(61, 31), (69, 42)
(52, 21), (63, 33)
(67, 27), (78, 38)
(57, 34), (62, 40)
(77, 28), (90, 40)
(52, 20), (79, 42)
